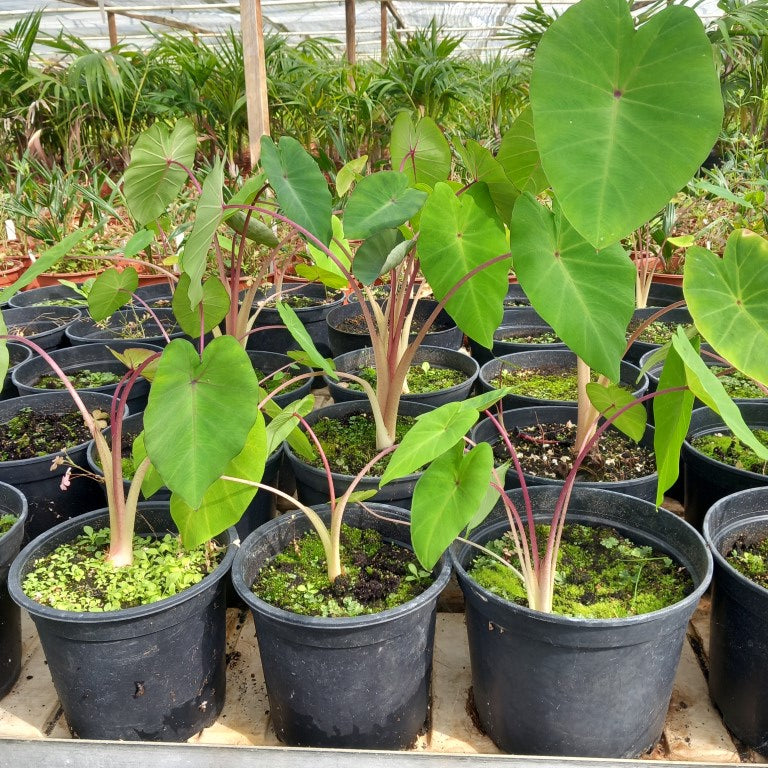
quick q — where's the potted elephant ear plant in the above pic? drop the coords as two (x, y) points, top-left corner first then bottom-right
(0, 152), (270, 742)
(379, 0), (768, 757)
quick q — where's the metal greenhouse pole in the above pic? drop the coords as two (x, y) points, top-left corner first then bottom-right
(240, 0), (270, 167)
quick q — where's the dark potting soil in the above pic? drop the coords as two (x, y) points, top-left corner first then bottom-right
(35, 369), (122, 390)
(498, 329), (560, 344)
(726, 533), (768, 590)
(0, 407), (105, 461)
(469, 523), (692, 618)
(280, 290), (343, 309)
(21, 525), (223, 611)
(0, 513), (17, 537)
(494, 365), (632, 402)
(346, 363), (465, 393)
(691, 429), (768, 475)
(490, 420), (655, 482)
(95, 313), (177, 339)
(628, 319), (691, 344)
(306, 413), (416, 476)
(336, 312), (452, 335)
(252, 523), (433, 617)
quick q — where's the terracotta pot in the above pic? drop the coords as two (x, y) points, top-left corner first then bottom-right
(35, 269), (104, 287)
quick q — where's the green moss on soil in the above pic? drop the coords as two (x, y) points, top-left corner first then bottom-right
(252, 523), (432, 617)
(691, 429), (768, 475)
(22, 525), (223, 612)
(498, 329), (560, 344)
(727, 534), (768, 589)
(306, 413), (416, 476)
(347, 363), (465, 393)
(495, 365), (631, 401)
(629, 320), (691, 344)
(35, 369), (122, 389)
(711, 366), (767, 399)
(254, 366), (304, 395)
(0, 514), (17, 537)
(469, 523), (692, 618)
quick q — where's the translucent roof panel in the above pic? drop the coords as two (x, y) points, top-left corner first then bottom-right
(0, 0), (725, 56)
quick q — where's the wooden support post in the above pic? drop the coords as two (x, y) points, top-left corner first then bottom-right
(107, 11), (118, 47)
(239, 0), (270, 169)
(380, 1), (387, 62)
(345, 0), (356, 65)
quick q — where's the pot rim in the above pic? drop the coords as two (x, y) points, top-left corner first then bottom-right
(231, 502), (452, 629)
(451, 486), (712, 629)
(8, 502), (236, 624)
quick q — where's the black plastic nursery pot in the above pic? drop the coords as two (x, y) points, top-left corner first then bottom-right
(8, 502), (236, 741)
(65, 308), (184, 347)
(1, 342), (33, 400)
(0, 391), (120, 541)
(247, 350), (313, 409)
(646, 281), (684, 307)
(624, 307), (693, 366)
(468, 321), (566, 365)
(133, 283), (175, 308)
(2, 306), (82, 350)
(323, 345), (478, 407)
(7, 284), (88, 309)
(230, 503), (452, 749)
(682, 402), (768, 530)
(283, 400), (432, 509)
(0, 483), (27, 699)
(478, 349), (648, 411)
(326, 299), (463, 358)
(471, 405), (658, 503)
(245, 283), (344, 357)
(11, 341), (161, 412)
(703, 488), (768, 752)
(451, 485), (712, 758)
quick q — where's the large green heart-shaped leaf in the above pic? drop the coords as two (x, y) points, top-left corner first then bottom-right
(260, 135), (333, 247)
(181, 157), (224, 309)
(171, 411), (267, 548)
(344, 171), (427, 240)
(684, 231), (768, 386)
(124, 119), (197, 226)
(172, 273), (230, 338)
(411, 441), (495, 570)
(390, 112), (451, 189)
(123, 229), (155, 258)
(457, 140), (519, 222)
(305, 215), (350, 280)
(144, 336), (260, 508)
(88, 267), (139, 321)
(530, 0), (722, 248)
(510, 193), (634, 380)
(497, 107), (548, 195)
(418, 183), (511, 348)
(353, 229), (411, 285)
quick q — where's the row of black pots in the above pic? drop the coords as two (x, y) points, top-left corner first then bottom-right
(1, 484), (712, 757)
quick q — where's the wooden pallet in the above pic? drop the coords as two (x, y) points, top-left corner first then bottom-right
(0, 595), (765, 764)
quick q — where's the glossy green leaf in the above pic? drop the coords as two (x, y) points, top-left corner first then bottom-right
(390, 112), (451, 189)
(510, 193), (634, 380)
(497, 107), (548, 195)
(123, 229), (155, 258)
(305, 215), (350, 280)
(465, 461), (508, 536)
(380, 400), (483, 485)
(344, 171), (427, 240)
(293, 264), (349, 290)
(124, 119), (197, 225)
(684, 231), (768, 387)
(530, 0), (722, 248)
(171, 273), (230, 338)
(458, 139), (519, 221)
(0, 229), (92, 303)
(260, 135), (333, 246)
(276, 302), (336, 377)
(262, 394), (315, 459)
(181, 157), (224, 309)
(672, 328), (768, 459)
(418, 183), (511, 348)
(171, 411), (267, 548)
(223, 172), (266, 214)
(353, 229), (410, 285)
(88, 267), (139, 321)
(336, 155), (368, 197)
(586, 383), (646, 442)
(652, 342), (695, 505)
(132, 431), (164, 499)
(144, 336), (260, 508)
(411, 441), (495, 570)
(226, 209), (278, 247)
(109, 347), (159, 382)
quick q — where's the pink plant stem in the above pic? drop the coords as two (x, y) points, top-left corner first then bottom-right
(129, 294), (172, 345)
(623, 299), (688, 353)
(256, 370), (321, 409)
(168, 160), (203, 194)
(297, 414), (336, 509)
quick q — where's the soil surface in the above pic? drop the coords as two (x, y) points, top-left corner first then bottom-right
(0, 407), (102, 461)
(346, 363), (466, 393)
(726, 532), (768, 589)
(470, 522), (692, 618)
(280, 291), (342, 308)
(254, 366), (305, 395)
(35, 369), (122, 389)
(494, 365), (632, 402)
(252, 523), (432, 617)
(710, 366), (768, 399)
(489, 420), (655, 482)
(691, 429), (768, 475)
(335, 309), (451, 335)
(0, 514), (16, 537)
(497, 329), (559, 344)
(628, 319), (690, 344)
